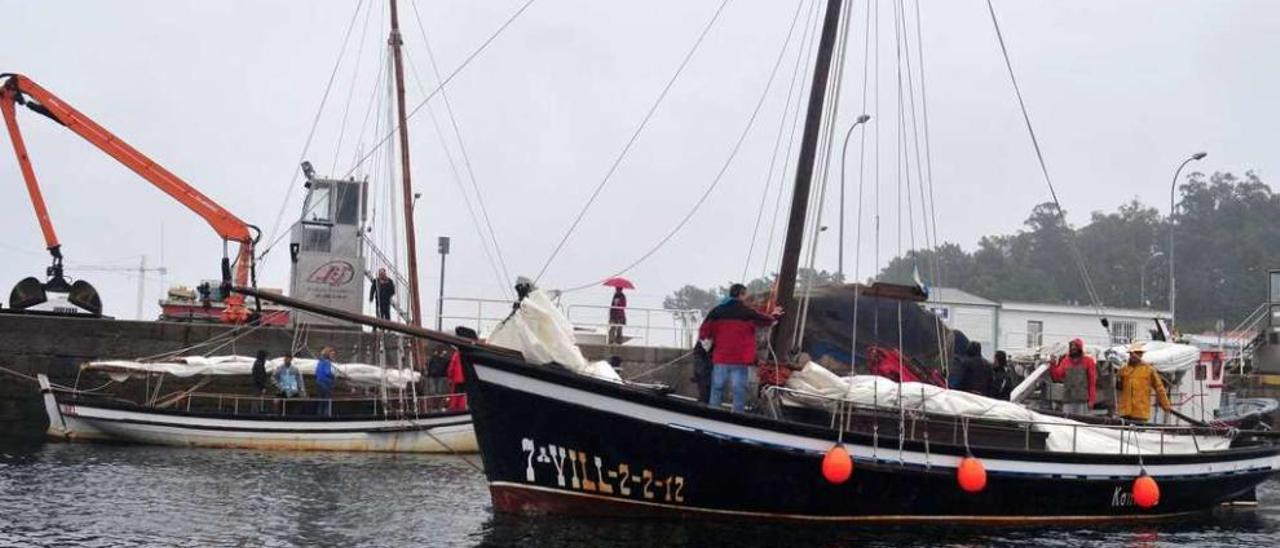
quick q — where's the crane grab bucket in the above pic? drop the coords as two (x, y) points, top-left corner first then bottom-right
(9, 276), (47, 309)
(8, 273), (102, 316)
(68, 280), (103, 315)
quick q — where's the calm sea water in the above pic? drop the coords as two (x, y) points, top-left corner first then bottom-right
(0, 441), (1276, 547)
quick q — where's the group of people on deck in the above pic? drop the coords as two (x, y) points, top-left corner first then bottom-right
(948, 343), (1015, 400)
(250, 347), (336, 401)
(952, 337), (1172, 423)
(247, 341), (471, 415)
(1047, 338), (1172, 422)
(687, 280), (1173, 424)
(249, 347), (337, 414)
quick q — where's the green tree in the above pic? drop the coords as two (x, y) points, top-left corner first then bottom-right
(870, 170), (1277, 332)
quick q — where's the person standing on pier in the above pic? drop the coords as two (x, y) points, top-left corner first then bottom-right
(698, 283), (782, 413)
(369, 268), (396, 321)
(1050, 338), (1097, 416)
(608, 286), (628, 345)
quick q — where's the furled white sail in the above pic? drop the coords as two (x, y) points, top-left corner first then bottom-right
(85, 355), (420, 389)
(783, 362), (1229, 455)
(487, 288), (622, 383)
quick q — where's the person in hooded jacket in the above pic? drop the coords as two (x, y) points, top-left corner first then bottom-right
(1050, 338), (1097, 415)
(697, 284), (782, 413)
(950, 341), (992, 396)
(989, 350), (1015, 400)
(251, 350), (269, 394)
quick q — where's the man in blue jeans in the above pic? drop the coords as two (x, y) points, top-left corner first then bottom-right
(697, 284), (782, 413)
(315, 346), (337, 416)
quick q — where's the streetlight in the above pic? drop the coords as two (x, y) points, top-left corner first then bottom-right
(1139, 251), (1164, 307)
(436, 236), (450, 331)
(838, 113), (872, 281)
(1169, 151), (1207, 333)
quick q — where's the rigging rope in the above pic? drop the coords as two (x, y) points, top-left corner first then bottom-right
(261, 0), (368, 260)
(403, 48), (514, 299)
(330, 0), (378, 175)
(533, 0), (733, 284)
(411, 0), (515, 295)
(259, 0), (537, 261)
(556, 0), (804, 293)
(743, 0), (819, 282)
(848, 0), (874, 381)
(794, 0), (856, 350)
(985, 0), (1107, 317)
(761, 1), (824, 281)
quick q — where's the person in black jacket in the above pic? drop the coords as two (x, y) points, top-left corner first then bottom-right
(251, 350), (269, 393)
(369, 268), (396, 320)
(424, 346), (451, 411)
(989, 350), (1014, 400)
(251, 350), (269, 412)
(951, 341), (993, 396)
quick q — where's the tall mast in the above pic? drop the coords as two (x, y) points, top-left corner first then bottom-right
(388, 0), (423, 332)
(773, 0), (846, 357)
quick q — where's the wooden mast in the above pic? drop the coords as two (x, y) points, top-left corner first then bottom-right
(388, 0), (424, 333)
(773, 0), (846, 357)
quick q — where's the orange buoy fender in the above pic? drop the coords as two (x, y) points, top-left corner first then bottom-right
(957, 456), (987, 493)
(822, 445), (853, 484)
(1133, 474), (1160, 508)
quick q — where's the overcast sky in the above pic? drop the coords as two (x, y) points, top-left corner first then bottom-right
(1, 1), (1276, 327)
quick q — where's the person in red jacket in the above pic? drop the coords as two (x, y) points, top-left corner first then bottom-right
(1049, 338), (1097, 415)
(446, 326), (479, 412)
(697, 284), (782, 413)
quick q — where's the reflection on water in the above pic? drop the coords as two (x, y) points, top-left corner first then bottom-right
(0, 441), (1277, 547)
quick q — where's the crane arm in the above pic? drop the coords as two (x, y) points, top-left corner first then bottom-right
(1, 73), (257, 322)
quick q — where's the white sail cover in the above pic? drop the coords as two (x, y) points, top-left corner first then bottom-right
(487, 289), (622, 383)
(784, 362), (1230, 455)
(1106, 340), (1200, 374)
(85, 355), (420, 389)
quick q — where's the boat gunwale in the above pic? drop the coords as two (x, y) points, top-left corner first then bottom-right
(461, 346), (1280, 466)
(44, 384), (470, 425)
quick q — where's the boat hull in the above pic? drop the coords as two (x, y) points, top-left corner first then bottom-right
(462, 349), (1280, 522)
(38, 375), (477, 453)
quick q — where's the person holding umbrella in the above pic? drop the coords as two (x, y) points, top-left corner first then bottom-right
(603, 277), (633, 345)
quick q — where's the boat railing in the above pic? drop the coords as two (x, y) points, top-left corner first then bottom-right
(438, 296), (703, 348)
(178, 390), (465, 419)
(761, 385), (1232, 456)
(437, 297), (516, 336)
(563, 304), (702, 348)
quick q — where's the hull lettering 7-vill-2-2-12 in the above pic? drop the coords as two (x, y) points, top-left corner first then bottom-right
(520, 437), (686, 504)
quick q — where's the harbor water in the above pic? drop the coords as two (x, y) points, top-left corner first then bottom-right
(0, 440), (1277, 547)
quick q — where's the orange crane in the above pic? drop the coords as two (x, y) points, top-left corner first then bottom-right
(1, 73), (258, 322)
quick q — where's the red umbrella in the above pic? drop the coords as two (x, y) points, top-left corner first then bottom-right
(602, 277), (635, 290)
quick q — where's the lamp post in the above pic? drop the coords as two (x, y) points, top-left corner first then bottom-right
(1139, 251), (1164, 307)
(838, 113), (872, 282)
(436, 236), (450, 331)
(1169, 151), (1207, 333)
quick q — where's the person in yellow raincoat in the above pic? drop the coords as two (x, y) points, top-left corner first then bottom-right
(1116, 345), (1172, 422)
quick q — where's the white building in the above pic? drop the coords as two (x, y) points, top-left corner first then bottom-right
(927, 287), (1170, 357)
